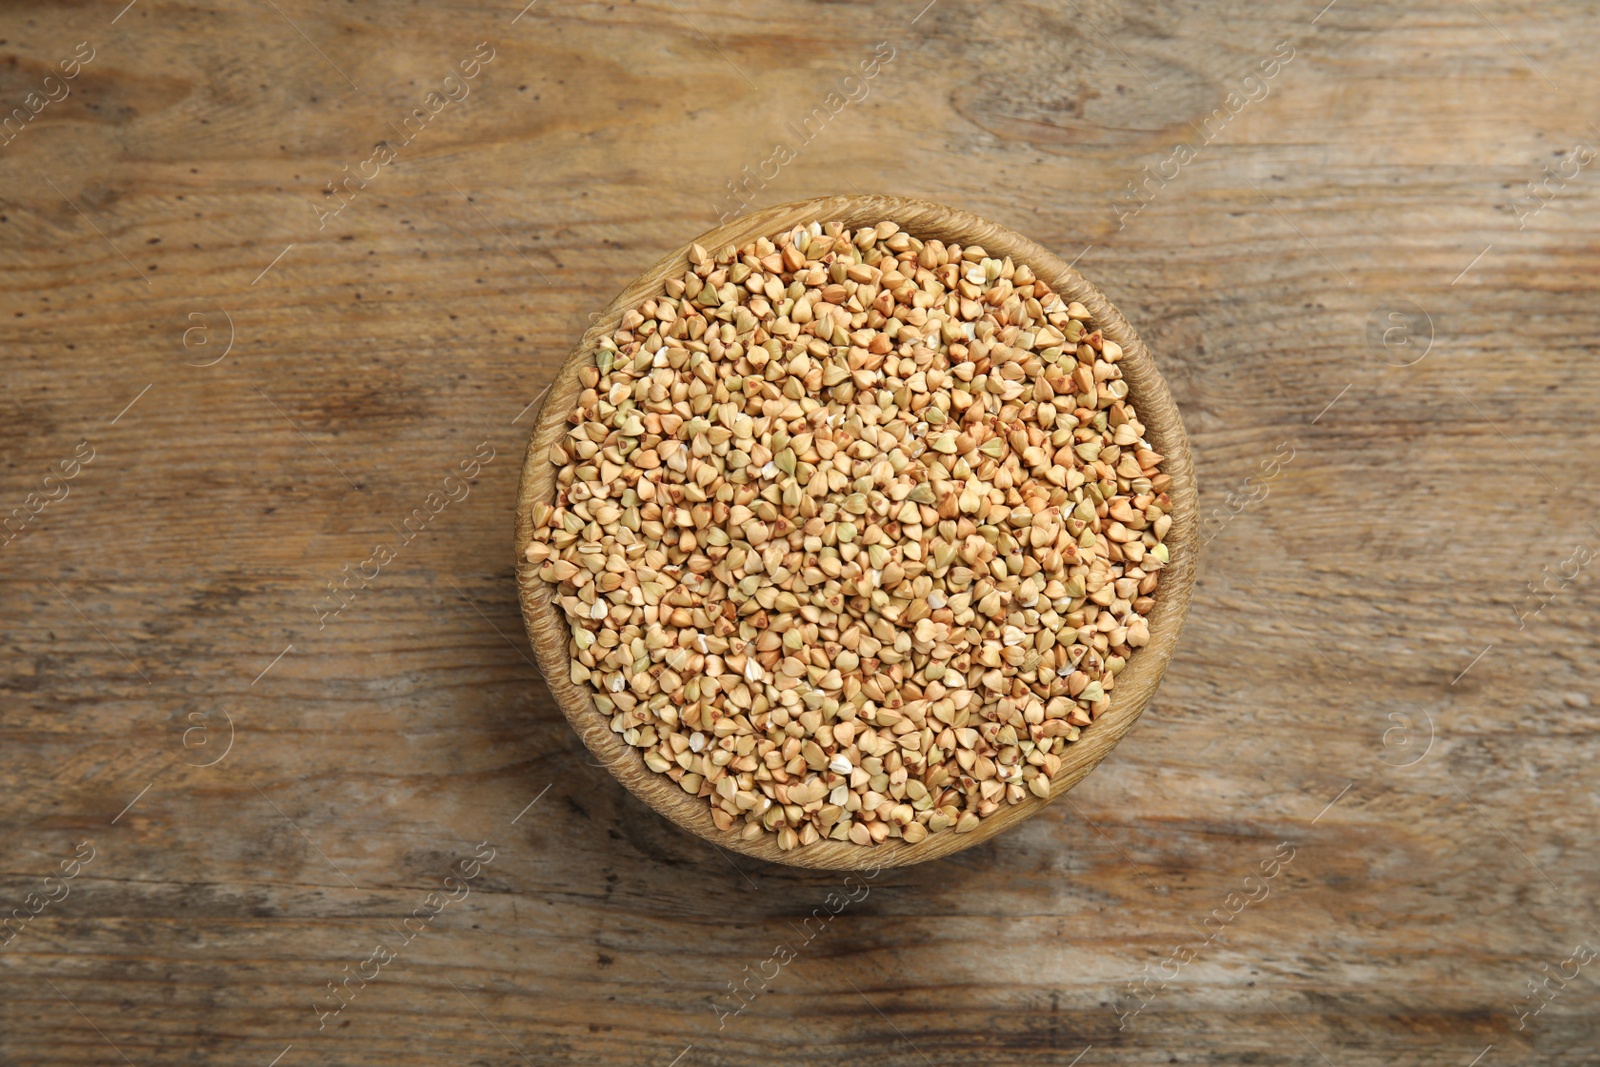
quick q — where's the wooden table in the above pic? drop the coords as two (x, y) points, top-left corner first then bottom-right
(3, 1), (1596, 1063)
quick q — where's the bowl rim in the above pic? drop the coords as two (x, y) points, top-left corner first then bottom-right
(514, 194), (1197, 870)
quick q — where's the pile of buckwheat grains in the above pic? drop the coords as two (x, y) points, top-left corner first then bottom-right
(524, 219), (1171, 851)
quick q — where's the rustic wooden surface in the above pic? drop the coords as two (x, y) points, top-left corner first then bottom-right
(2, 1), (1597, 1064)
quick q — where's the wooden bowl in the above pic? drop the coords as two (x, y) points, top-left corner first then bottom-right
(515, 195), (1196, 870)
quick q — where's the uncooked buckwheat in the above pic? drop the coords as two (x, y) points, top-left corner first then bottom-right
(526, 220), (1171, 850)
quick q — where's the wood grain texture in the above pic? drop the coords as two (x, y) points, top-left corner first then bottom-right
(516, 194), (1198, 870)
(2, 0), (1599, 1064)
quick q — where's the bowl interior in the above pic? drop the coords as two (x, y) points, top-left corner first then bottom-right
(515, 195), (1196, 870)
